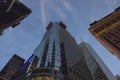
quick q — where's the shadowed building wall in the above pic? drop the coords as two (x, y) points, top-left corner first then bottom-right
(0, 54), (25, 80)
(0, 0), (31, 35)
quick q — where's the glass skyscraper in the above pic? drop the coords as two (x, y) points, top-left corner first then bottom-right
(20, 21), (93, 80)
(79, 42), (117, 80)
(10, 21), (116, 80)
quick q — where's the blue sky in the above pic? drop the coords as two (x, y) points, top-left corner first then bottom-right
(0, 0), (120, 75)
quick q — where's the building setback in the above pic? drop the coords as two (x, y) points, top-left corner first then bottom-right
(79, 42), (117, 80)
(17, 21), (93, 80)
(0, 54), (25, 80)
(89, 7), (120, 59)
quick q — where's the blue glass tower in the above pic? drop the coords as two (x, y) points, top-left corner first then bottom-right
(19, 21), (93, 80)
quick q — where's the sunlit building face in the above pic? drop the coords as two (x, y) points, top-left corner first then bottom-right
(89, 7), (120, 59)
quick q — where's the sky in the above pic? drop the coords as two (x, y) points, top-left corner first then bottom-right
(0, 0), (120, 75)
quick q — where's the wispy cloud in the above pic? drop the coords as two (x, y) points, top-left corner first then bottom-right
(56, 7), (67, 20)
(40, 0), (46, 26)
(60, 0), (74, 12)
(39, 0), (70, 22)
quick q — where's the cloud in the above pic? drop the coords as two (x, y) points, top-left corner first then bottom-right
(56, 7), (67, 20)
(40, 0), (46, 26)
(60, 0), (74, 12)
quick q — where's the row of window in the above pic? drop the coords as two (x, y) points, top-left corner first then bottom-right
(29, 76), (51, 80)
(44, 25), (61, 71)
(110, 29), (120, 39)
(94, 16), (120, 33)
(104, 33), (120, 46)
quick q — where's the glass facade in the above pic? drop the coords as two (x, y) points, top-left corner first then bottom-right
(27, 22), (62, 72)
(45, 23), (61, 70)
(79, 42), (117, 80)
(25, 22), (93, 80)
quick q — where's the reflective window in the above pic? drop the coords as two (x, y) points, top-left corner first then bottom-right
(55, 55), (61, 60)
(49, 43), (53, 47)
(55, 53), (60, 57)
(48, 47), (53, 51)
(55, 49), (60, 53)
(48, 50), (52, 54)
(55, 59), (61, 64)
(55, 66), (59, 70)
(46, 55), (52, 60)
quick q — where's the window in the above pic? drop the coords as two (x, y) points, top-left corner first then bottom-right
(30, 76), (51, 80)
(112, 39), (120, 44)
(117, 43), (120, 47)
(44, 76), (51, 80)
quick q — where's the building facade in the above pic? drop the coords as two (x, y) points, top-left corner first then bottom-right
(0, 73), (8, 80)
(18, 21), (93, 80)
(79, 42), (117, 80)
(0, 0), (31, 35)
(116, 75), (120, 80)
(0, 54), (25, 80)
(89, 7), (120, 59)
(10, 54), (34, 80)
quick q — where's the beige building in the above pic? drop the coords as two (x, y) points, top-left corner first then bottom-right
(89, 7), (120, 59)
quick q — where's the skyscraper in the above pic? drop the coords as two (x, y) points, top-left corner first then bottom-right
(89, 7), (120, 59)
(18, 21), (93, 80)
(79, 42), (117, 80)
(0, 0), (31, 35)
(0, 54), (25, 80)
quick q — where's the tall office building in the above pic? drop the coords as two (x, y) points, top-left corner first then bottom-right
(89, 7), (120, 59)
(0, 54), (25, 80)
(10, 54), (34, 80)
(79, 42), (117, 80)
(0, 0), (31, 35)
(17, 21), (93, 80)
